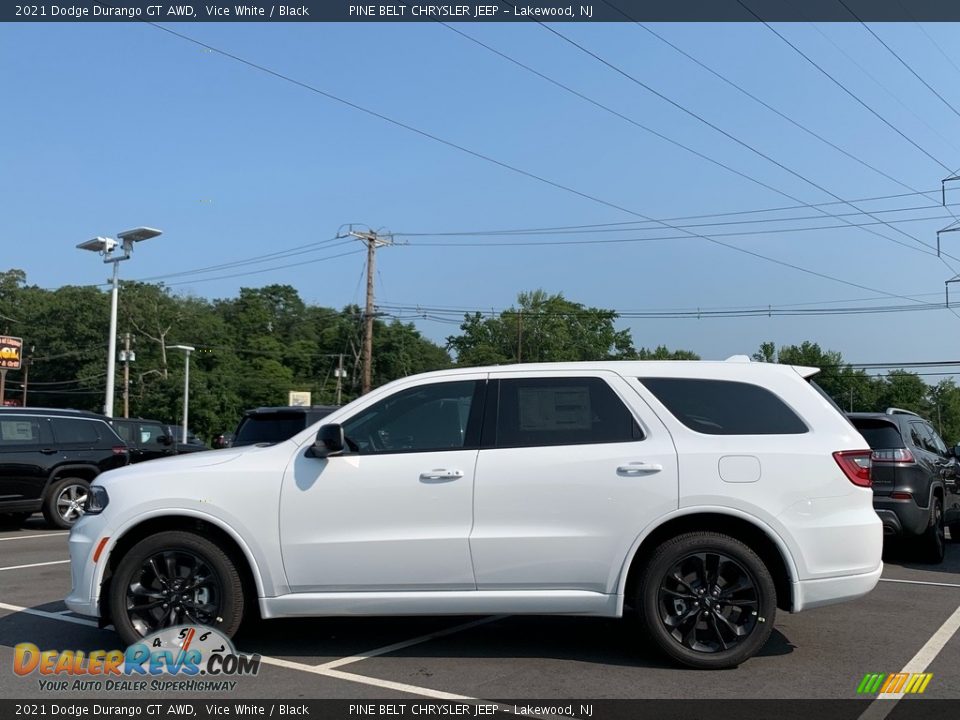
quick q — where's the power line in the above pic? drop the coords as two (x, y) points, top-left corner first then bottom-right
(838, 0), (960, 124)
(143, 22), (929, 305)
(526, 13), (944, 258)
(158, 248), (365, 287)
(737, 0), (954, 174)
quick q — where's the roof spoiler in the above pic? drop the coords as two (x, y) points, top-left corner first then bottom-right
(791, 365), (821, 379)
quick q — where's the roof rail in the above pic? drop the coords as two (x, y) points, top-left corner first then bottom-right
(885, 407), (920, 417)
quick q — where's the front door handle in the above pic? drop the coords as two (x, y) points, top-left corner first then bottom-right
(419, 469), (464, 482)
(617, 462), (663, 475)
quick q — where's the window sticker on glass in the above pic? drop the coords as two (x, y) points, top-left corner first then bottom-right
(518, 386), (592, 431)
(0, 421), (34, 442)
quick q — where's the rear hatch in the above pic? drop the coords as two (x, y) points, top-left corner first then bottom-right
(848, 418), (906, 496)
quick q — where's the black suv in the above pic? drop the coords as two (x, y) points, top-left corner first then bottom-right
(232, 405), (339, 447)
(111, 418), (209, 464)
(848, 408), (960, 563)
(0, 408), (129, 528)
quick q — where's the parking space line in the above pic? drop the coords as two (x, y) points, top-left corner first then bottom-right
(0, 601), (99, 628)
(879, 578), (960, 589)
(315, 615), (506, 670)
(0, 559), (69, 572)
(0, 533), (69, 542)
(859, 603), (960, 719)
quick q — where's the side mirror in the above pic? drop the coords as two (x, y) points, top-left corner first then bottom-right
(157, 435), (174, 447)
(310, 423), (344, 459)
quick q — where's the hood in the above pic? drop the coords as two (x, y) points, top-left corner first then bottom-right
(93, 444), (274, 485)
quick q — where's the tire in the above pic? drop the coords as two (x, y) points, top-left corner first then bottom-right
(42, 478), (90, 529)
(637, 531), (777, 670)
(949, 523), (960, 543)
(109, 530), (245, 647)
(915, 498), (945, 564)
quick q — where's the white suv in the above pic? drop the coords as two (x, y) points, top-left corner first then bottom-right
(67, 359), (882, 669)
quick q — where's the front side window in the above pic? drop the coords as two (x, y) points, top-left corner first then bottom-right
(495, 377), (641, 448)
(341, 380), (482, 454)
(639, 377), (807, 435)
(138, 423), (168, 447)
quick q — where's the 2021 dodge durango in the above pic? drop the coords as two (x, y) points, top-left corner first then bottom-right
(66, 359), (883, 669)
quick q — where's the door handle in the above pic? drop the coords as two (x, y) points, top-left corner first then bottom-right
(419, 469), (464, 482)
(617, 462), (663, 475)
(40, 448), (57, 455)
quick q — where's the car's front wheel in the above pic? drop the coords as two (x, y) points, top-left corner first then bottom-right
(637, 531), (777, 670)
(109, 531), (245, 647)
(43, 478), (90, 529)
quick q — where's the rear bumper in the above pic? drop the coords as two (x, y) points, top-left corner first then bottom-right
(792, 562), (883, 612)
(874, 496), (929, 537)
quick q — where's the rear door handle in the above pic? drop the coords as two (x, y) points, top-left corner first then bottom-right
(617, 462), (663, 475)
(40, 448), (57, 455)
(419, 469), (464, 482)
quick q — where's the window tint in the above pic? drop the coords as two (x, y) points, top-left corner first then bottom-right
(926, 424), (949, 454)
(139, 423), (167, 447)
(0, 418), (41, 446)
(114, 423), (134, 443)
(342, 380), (481, 454)
(850, 419), (905, 449)
(234, 414), (307, 446)
(495, 377), (641, 448)
(639, 377), (807, 435)
(911, 422), (944, 455)
(51, 418), (101, 445)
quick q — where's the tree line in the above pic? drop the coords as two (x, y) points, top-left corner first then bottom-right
(1, 270), (956, 443)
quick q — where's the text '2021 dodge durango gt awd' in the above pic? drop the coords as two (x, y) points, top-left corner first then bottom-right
(66, 359), (883, 669)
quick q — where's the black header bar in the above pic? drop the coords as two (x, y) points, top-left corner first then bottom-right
(9, 0), (960, 23)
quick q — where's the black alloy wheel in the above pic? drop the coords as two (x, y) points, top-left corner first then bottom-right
(110, 531), (245, 646)
(638, 531), (776, 669)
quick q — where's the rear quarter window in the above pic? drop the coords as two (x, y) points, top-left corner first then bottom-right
(639, 377), (807, 435)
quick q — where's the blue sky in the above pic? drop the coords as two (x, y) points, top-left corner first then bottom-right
(3, 20), (960, 367)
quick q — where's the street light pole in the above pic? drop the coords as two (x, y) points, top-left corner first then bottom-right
(166, 345), (195, 443)
(77, 227), (162, 418)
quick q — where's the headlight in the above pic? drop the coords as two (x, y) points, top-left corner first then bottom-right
(84, 486), (109, 515)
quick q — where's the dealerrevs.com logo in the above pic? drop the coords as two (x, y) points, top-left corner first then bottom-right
(13, 625), (260, 692)
(857, 672), (933, 695)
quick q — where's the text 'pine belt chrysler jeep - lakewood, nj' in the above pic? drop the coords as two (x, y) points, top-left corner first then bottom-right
(66, 358), (883, 669)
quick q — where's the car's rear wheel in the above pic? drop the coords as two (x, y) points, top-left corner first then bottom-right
(637, 531), (776, 670)
(109, 531), (245, 647)
(42, 478), (90, 529)
(915, 498), (945, 563)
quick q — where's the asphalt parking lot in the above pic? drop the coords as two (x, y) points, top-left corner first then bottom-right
(0, 519), (958, 707)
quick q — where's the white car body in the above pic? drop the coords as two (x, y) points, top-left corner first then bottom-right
(67, 360), (882, 628)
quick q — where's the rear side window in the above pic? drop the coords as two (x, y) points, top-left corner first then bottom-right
(850, 419), (905, 449)
(51, 418), (102, 445)
(495, 377), (642, 448)
(639, 377), (807, 435)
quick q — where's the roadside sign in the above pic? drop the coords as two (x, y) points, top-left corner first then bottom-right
(0, 336), (23, 370)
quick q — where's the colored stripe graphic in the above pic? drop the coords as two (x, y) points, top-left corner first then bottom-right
(857, 672), (932, 694)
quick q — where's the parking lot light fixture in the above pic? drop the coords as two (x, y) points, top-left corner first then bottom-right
(77, 227), (163, 417)
(166, 344), (195, 443)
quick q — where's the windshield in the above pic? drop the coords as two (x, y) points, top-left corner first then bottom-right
(233, 414), (305, 446)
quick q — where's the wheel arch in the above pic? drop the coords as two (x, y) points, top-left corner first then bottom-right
(43, 464), (100, 496)
(618, 509), (798, 613)
(98, 512), (264, 626)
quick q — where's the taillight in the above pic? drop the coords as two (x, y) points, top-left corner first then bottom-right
(834, 450), (872, 487)
(871, 448), (915, 464)
(112, 445), (127, 456)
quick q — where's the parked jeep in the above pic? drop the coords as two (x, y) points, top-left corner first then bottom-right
(848, 408), (960, 563)
(0, 408), (128, 528)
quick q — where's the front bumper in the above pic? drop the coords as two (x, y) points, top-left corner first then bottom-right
(64, 517), (103, 619)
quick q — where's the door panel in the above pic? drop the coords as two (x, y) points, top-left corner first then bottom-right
(470, 371), (679, 593)
(280, 375), (487, 593)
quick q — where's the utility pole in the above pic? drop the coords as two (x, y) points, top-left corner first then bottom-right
(335, 353), (345, 405)
(348, 228), (391, 395)
(21, 346), (33, 407)
(119, 333), (135, 418)
(517, 309), (523, 363)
